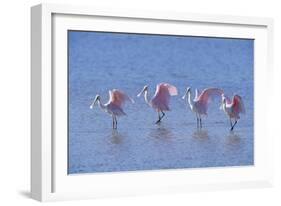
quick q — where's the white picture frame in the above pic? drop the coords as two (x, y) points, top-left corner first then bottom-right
(31, 3), (274, 202)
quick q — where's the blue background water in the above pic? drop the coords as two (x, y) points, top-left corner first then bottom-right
(68, 31), (254, 174)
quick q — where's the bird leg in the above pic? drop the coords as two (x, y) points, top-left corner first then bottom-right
(161, 111), (165, 120)
(229, 118), (233, 129)
(196, 113), (199, 129)
(155, 112), (161, 124)
(155, 111), (165, 124)
(114, 117), (117, 129)
(230, 120), (237, 131)
(112, 116), (115, 129)
(197, 114), (202, 129)
(112, 116), (117, 129)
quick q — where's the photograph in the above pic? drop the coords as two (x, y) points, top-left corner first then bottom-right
(68, 30), (254, 174)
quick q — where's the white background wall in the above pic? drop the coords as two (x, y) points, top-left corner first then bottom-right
(0, 0), (280, 205)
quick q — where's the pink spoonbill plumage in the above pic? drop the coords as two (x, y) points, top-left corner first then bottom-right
(137, 83), (178, 124)
(182, 87), (224, 128)
(221, 94), (245, 131)
(90, 89), (134, 129)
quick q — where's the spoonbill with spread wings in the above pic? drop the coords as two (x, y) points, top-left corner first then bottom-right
(90, 89), (134, 129)
(137, 83), (178, 124)
(221, 94), (245, 131)
(182, 87), (223, 128)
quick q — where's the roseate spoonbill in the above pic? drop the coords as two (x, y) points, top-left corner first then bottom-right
(221, 94), (245, 131)
(182, 87), (223, 128)
(90, 89), (134, 129)
(137, 83), (178, 124)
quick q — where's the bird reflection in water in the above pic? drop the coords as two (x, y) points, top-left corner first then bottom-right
(109, 130), (126, 144)
(192, 129), (209, 140)
(226, 131), (241, 146)
(149, 125), (174, 140)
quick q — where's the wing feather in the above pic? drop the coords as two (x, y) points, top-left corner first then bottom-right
(232, 95), (245, 114)
(197, 88), (224, 105)
(154, 83), (178, 97)
(151, 83), (178, 111)
(109, 89), (134, 107)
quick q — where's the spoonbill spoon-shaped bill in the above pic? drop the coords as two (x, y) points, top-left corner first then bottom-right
(182, 87), (224, 128)
(137, 83), (178, 124)
(90, 89), (134, 129)
(221, 94), (245, 131)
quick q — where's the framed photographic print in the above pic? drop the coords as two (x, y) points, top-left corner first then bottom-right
(31, 3), (274, 201)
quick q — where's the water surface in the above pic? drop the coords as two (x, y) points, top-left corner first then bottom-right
(68, 31), (254, 174)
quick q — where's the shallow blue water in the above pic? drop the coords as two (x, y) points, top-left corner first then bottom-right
(68, 31), (254, 174)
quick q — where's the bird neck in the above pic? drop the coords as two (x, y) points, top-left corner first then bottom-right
(187, 91), (194, 107)
(97, 99), (106, 110)
(144, 90), (150, 105)
(222, 101), (227, 111)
